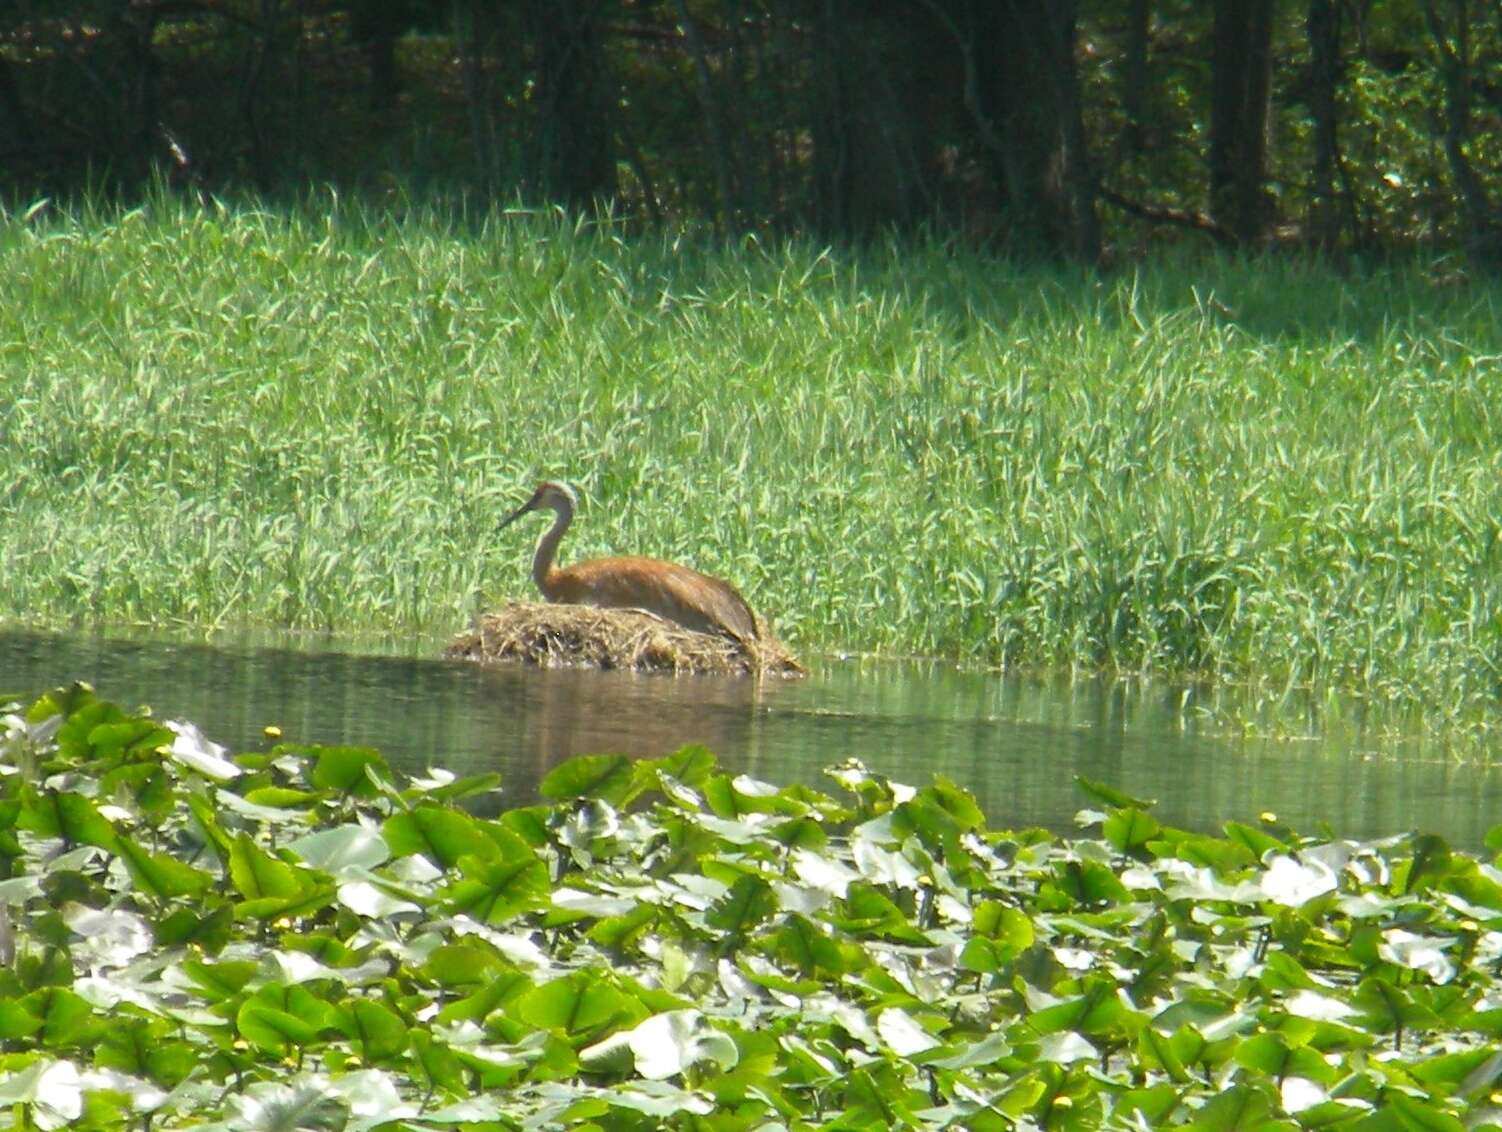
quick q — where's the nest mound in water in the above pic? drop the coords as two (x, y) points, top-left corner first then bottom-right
(445, 602), (805, 677)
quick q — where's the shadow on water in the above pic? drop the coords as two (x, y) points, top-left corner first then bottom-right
(2, 628), (1499, 846)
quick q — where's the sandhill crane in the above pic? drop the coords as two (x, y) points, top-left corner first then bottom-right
(498, 481), (761, 645)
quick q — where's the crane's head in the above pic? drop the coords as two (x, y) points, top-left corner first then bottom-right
(498, 481), (578, 531)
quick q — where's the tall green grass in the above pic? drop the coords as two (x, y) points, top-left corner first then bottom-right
(3, 191), (1500, 731)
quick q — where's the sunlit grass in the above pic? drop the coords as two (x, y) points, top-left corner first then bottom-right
(2, 190), (1500, 733)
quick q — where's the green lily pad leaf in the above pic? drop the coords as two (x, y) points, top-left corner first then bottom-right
(705, 874), (777, 935)
(164, 720), (241, 780)
(1350, 977), (1442, 1034)
(1258, 855), (1338, 906)
(794, 846), (861, 895)
(919, 1030), (1012, 1070)
(236, 986), (333, 1056)
(242, 786), (321, 809)
(550, 886), (638, 919)
(228, 832), (309, 901)
(849, 836), (923, 890)
(224, 1078), (350, 1132)
(1234, 1030), (1336, 1084)
(1224, 820), (1285, 857)
(653, 745), (719, 789)
(1043, 859), (1130, 907)
(624, 1009), (739, 1080)
(410, 770), (505, 805)
(1379, 929), (1456, 983)
(1281, 989), (1360, 1023)
(603, 1079), (715, 1117)
(95, 1018), (198, 1087)
(307, 745), (392, 797)
(26, 986), (101, 1047)
(215, 787), (318, 828)
(703, 774), (809, 820)
(1138, 1027), (1190, 1081)
(1185, 1082), (1272, 1131)
(420, 1096), (507, 1124)
(1031, 977), (1135, 1040)
(179, 957), (258, 1000)
(62, 905), (151, 967)
(916, 777), (985, 830)
(1386, 1091), (1466, 1132)
(586, 903), (658, 950)
(409, 1029), (467, 1094)
(287, 825), (389, 873)
(85, 717), (172, 759)
(115, 837), (214, 899)
(578, 1028), (636, 1075)
(1404, 834), (1455, 894)
(442, 849), (551, 923)
(1075, 777), (1155, 810)
(500, 806), (551, 847)
(768, 815), (828, 850)
(186, 793), (234, 864)
(1037, 1030), (1096, 1063)
(1277, 1075), (1330, 1115)
(336, 879), (421, 919)
(973, 900), (1034, 953)
(0, 996), (44, 1039)
(1118, 1082), (1181, 1124)
(383, 805), (497, 870)
(0, 1059), (85, 1128)
(336, 998), (409, 1063)
(1104, 807), (1161, 854)
(1457, 1048), (1502, 1099)
(1403, 1047), (1499, 1104)
(876, 1007), (939, 1056)
(556, 799), (620, 849)
(54, 793), (119, 851)
(539, 753), (634, 805)
(424, 943), (507, 987)
(838, 883), (929, 943)
(513, 972), (644, 1043)
(1172, 834), (1256, 873)
(768, 913), (852, 976)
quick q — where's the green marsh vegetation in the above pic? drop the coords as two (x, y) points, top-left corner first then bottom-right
(2, 193), (1501, 735)
(6, 685), (1502, 1129)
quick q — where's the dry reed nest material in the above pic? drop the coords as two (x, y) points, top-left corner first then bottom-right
(445, 602), (805, 677)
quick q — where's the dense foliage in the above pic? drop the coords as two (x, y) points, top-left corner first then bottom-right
(4, 197), (1501, 731)
(3, 685), (1502, 1128)
(3, 1), (1499, 260)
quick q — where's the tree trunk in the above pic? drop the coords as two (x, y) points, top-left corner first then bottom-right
(0, 56), (33, 151)
(1306, 0), (1341, 250)
(675, 0), (738, 228)
(528, 0), (617, 207)
(969, 0), (1099, 260)
(809, 0), (937, 236)
(349, 0), (403, 111)
(1420, 0), (1502, 266)
(1209, 0), (1274, 245)
(1122, 0), (1151, 154)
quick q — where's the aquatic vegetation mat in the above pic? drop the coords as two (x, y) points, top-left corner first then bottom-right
(3, 685), (1502, 1129)
(445, 602), (804, 676)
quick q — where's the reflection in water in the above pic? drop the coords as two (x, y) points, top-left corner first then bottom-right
(1, 629), (1498, 846)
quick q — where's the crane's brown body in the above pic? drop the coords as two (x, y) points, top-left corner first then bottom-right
(499, 482), (760, 645)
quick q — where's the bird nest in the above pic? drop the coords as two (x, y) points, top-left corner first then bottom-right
(444, 602), (805, 677)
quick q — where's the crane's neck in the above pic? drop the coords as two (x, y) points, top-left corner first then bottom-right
(532, 498), (573, 597)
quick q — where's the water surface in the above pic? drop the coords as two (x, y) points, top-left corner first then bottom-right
(2, 629), (1497, 846)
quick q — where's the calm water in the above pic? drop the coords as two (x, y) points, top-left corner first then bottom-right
(2, 629), (1498, 846)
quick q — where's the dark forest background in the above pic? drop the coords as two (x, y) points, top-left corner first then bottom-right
(2, 1), (1499, 264)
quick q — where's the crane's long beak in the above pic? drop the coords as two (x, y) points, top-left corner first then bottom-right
(497, 496), (537, 532)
